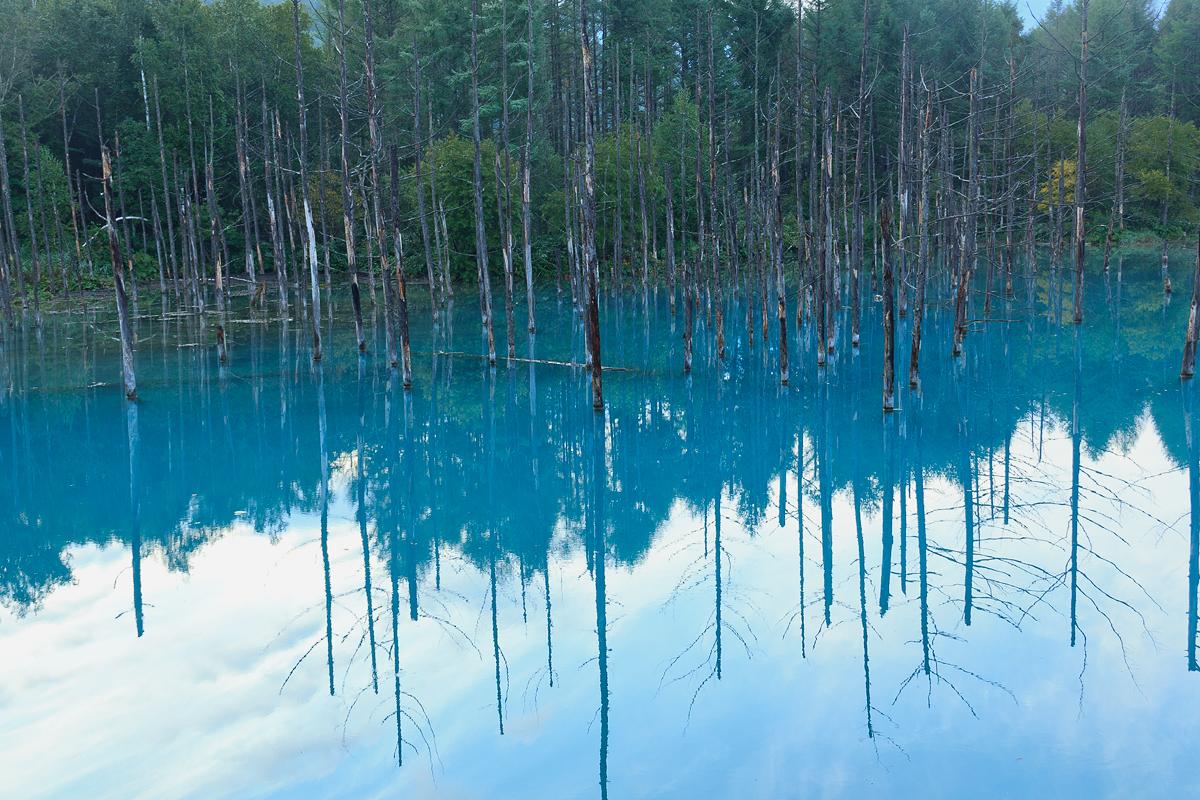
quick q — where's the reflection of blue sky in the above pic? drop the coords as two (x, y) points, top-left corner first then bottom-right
(3, 416), (1197, 799)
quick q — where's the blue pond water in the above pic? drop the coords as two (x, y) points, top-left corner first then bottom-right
(1, 252), (1198, 799)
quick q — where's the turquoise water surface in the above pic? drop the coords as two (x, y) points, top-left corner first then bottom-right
(1, 253), (1198, 798)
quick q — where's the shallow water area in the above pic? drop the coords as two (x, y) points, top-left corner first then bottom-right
(1, 252), (1199, 799)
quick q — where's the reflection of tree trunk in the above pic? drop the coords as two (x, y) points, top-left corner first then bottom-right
(796, 432), (806, 657)
(853, 473), (873, 738)
(714, 493), (723, 679)
(357, 362), (379, 692)
(915, 414), (930, 676)
(1070, 329), (1082, 646)
(881, 418), (894, 615)
(958, 364), (974, 626)
(318, 365), (334, 695)
(126, 402), (143, 637)
(819, 380), (833, 624)
(486, 373), (504, 734)
(387, 373), (404, 765)
(590, 415), (609, 800)
(1186, 382), (1199, 671)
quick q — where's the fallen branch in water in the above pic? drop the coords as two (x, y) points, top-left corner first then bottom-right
(421, 350), (640, 372)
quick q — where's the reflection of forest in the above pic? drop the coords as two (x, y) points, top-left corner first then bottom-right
(0, 255), (1196, 676)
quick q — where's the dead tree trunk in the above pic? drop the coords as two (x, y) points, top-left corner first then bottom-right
(850, 0), (871, 347)
(580, 0), (603, 409)
(0, 104), (23, 305)
(523, 0), (537, 332)
(291, 0), (322, 359)
(471, 0), (498, 364)
(337, 0), (366, 351)
(1072, 0), (1088, 324)
(1162, 90), (1176, 296)
(1103, 89), (1127, 272)
(1183, 228), (1200, 379)
(391, 147), (413, 388)
(499, 0), (517, 361)
(18, 97), (41, 323)
(909, 82), (933, 389)
(102, 147), (137, 400)
(953, 68), (978, 356)
(412, 47), (438, 318)
(881, 205), (895, 411)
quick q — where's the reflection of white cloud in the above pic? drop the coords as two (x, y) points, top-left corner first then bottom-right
(1, 415), (1198, 798)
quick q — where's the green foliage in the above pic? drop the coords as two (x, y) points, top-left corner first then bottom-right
(0, 0), (1197, 294)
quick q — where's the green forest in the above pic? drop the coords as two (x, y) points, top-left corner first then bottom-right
(0, 0), (1196, 325)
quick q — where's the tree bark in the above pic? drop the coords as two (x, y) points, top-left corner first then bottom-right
(102, 147), (137, 400)
(580, 0), (603, 409)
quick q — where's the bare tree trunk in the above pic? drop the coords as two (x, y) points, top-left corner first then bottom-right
(413, 46), (439, 318)
(1180, 223), (1200, 378)
(234, 76), (258, 288)
(0, 103), (23, 305)
(336, 0), (365, 351)
(1072, 0), (1088, 324)
(364, 0), (393, 362)
(772, 83), (788, 386)
(472, 0), (497, 364)
(665, 164), (677, 314)
(499, 0), (517, 360)
(897, 25), (911, 319)
(707, 10), (724, 360)
(523, 0), (542, 328)
(881, 205), (895, 411)
(18, 97), (41, 324)
(953, 68), (978, 356)
(909, 82), (933, 389)
(820, 88), (834, 362)
(1162, 89), (1176, 296)
(1103, 88), (1127, 272)
(59, 69), (83, 281)
(392, 147), (413, 388)
(102, 147), (137, 400)
(1003, 53), (1016, 297)
(291, 0), (322, 359)
(850, 0), (871, 348)
(152, 78), (179, 297)
(263, 97), (288, 311)
(793, 3), (806, 329)
(580, 0), (603, 409)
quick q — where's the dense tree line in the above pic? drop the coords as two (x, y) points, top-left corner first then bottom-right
(0, 0), (1197, 392)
